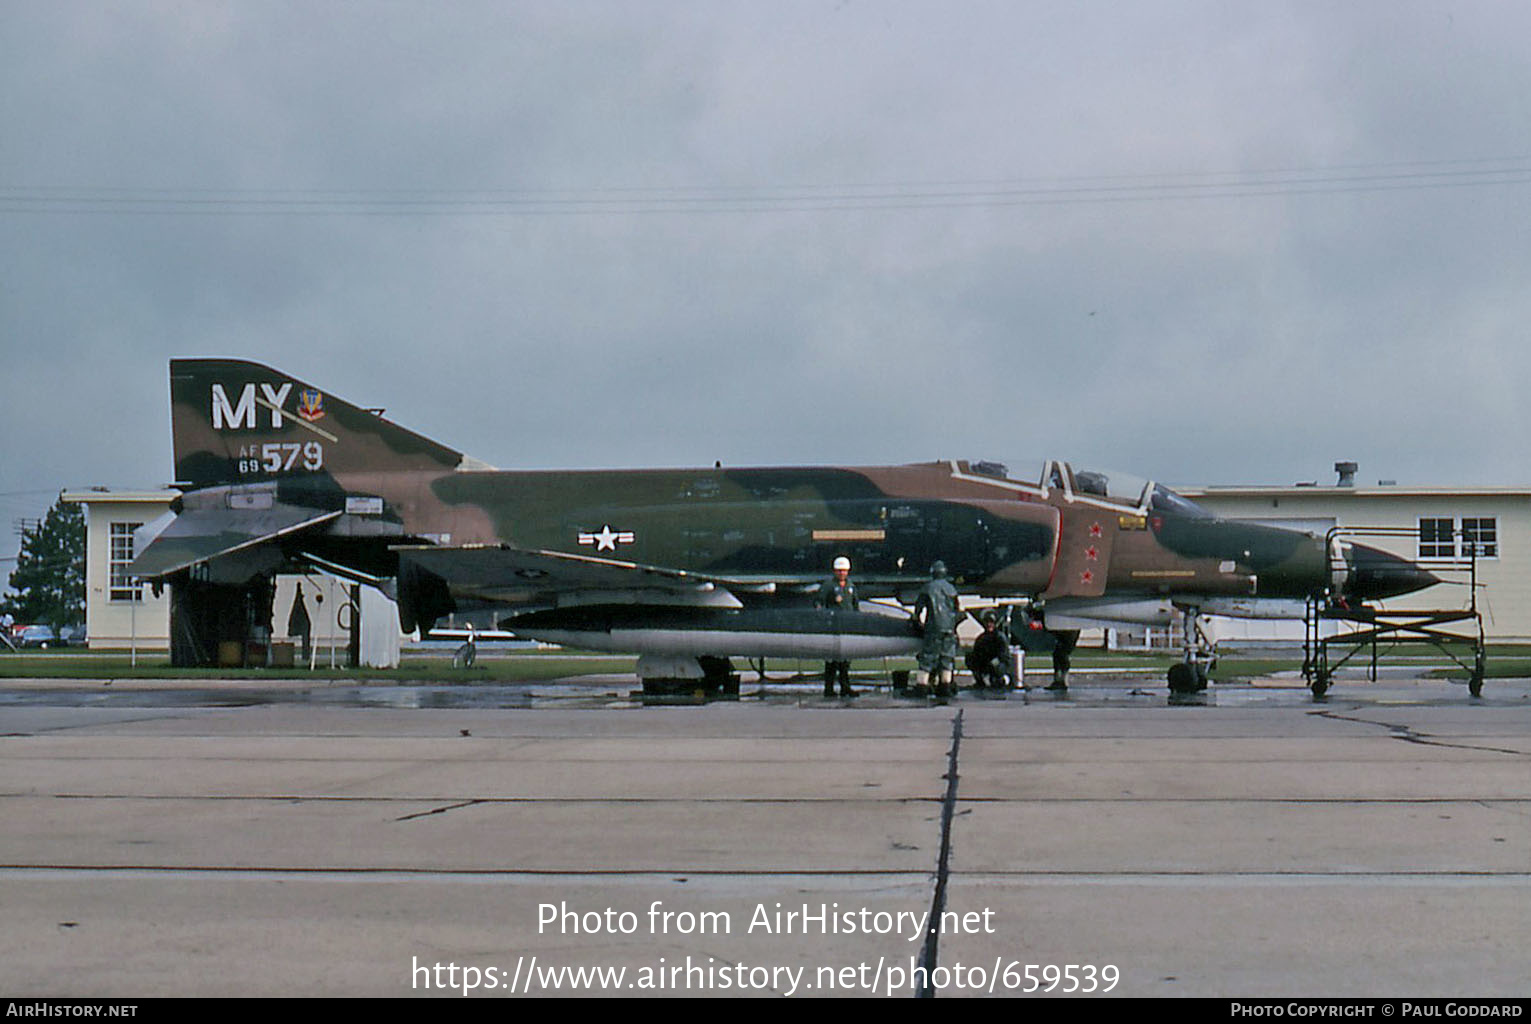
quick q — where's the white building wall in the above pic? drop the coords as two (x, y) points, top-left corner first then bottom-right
(65, 492), (175, 650)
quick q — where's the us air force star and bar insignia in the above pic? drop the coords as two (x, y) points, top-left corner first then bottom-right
(578, 525), (636, 552)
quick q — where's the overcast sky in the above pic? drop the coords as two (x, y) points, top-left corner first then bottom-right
(4, 1), (1530, 564)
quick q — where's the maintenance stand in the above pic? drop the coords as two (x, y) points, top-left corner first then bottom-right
(1303, 527), (1486, 698)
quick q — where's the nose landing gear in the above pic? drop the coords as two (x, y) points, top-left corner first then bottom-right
(1167, 609), (1213, 694)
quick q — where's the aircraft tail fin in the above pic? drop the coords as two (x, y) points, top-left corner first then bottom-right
(169, 359), (463, 489)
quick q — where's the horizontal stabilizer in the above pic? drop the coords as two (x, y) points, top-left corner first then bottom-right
(131, 505), (341, 579)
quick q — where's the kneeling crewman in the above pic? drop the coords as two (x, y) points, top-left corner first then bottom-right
(965, 610), (1014, 691)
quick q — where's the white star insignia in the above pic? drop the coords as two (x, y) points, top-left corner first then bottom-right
(578, 525), (635, 551)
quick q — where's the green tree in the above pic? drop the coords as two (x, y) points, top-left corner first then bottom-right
(4, 495), (86, 634)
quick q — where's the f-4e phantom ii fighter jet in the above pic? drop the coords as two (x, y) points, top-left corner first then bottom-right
(132, 360), (1437, 692)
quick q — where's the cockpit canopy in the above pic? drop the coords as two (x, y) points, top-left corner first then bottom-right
(969, 459), (1215, 519)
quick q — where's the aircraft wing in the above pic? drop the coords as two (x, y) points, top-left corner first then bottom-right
(394, 544), (749, 611)
(130, 505), (343, 580)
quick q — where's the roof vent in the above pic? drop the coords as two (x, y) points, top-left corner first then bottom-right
(1334, 461), (1358, 487)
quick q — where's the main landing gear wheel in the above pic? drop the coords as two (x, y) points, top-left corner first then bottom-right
(1167, 662), (1204, 694)
(1310, 672), (1330, 698)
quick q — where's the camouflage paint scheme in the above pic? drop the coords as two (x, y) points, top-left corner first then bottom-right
(135, 360), (1435, 662)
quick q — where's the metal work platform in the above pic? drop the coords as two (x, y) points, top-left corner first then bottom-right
(1303, 527), (1486, 698)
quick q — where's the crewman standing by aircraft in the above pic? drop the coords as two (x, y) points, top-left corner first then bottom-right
(965, 609), (1013, 691)
(1047, 630), (1077, 692)
(818, 555), (858, 698)
(913, 560), (962, 698)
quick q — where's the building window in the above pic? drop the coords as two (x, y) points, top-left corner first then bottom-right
(109, 522), (143, 601)
(1418, 518), (1455, 560)
(1461, 518), (1498, 559)
(1417, 517), (1498, 561)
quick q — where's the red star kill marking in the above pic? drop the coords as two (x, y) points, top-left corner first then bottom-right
(1085, 545), (1099, 561)
(1089, 522), (1103, 538)
(1080, 569), (1095, 585)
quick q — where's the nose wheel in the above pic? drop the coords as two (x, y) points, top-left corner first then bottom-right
(1167, 609), (1213, 694)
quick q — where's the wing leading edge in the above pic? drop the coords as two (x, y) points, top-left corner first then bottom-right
(394, 544), (747, 611)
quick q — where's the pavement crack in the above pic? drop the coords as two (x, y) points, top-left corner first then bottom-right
(1476, 799), (1531, 822)
(917, 708), (962, 998)
(394, 800), (482, 822)
(1311, 708), (1527, 757)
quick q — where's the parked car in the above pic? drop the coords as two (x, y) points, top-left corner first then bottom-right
(58, 625), (88, 647)
(18, 625), (58, 649)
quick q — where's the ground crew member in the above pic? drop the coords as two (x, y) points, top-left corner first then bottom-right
(913, 560), (962, 697)
(1047, 629), (1078, 691)
(818, 555), (858, 697)
(965, 609), (1013, 690)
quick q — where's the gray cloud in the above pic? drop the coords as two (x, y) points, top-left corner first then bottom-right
(4, 1), (1530, 563)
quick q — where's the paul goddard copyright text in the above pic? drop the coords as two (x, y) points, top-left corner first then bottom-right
(1232, 1005), (1522, 1018)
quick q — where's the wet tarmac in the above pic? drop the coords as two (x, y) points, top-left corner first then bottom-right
(0, 667), (1519, 711)
(2, 670), (1528, 998)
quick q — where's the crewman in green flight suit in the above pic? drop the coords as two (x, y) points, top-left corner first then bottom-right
(913, 560), (962, 698)
(818, 555), (858, 697)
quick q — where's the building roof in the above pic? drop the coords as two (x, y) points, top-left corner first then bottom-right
(62, 488), (180, 505)
(1174, 484), (1531, 499)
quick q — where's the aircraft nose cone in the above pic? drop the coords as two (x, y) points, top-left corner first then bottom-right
(1342, 543), (1439, 601)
